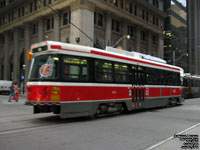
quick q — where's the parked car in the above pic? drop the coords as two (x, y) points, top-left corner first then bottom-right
(0, 80), (12, 95)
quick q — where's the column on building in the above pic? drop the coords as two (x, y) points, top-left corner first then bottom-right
(157, 33), (164, 58)
(135, 26), (141, 51)
(147, 30), (152, 55)
(38, 17), (44, 42)
(24, 23), (31, 82)
(54, 14), (61, 41)
(13, 28), (20, 84)
(70, 0), (95, 46)
(105, 12), (112, 46)
(0, 34), (3, 79)
(3, 32), (9, 80)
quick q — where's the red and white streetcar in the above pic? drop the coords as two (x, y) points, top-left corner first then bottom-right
(26, 41), (184, 118)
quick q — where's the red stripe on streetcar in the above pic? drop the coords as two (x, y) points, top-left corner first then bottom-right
(91, 50), (180, 71)
(50, 45), (90, 54)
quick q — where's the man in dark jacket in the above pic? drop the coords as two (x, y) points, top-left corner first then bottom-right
(8, 82), (18, 102)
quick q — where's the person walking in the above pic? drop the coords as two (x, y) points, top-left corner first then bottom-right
(8, 82), (18, 102)
(14, 82), (19, 100)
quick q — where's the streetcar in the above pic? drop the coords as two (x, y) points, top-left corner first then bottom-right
(26, 41), (184, 119)
(183, 73), (200, 98)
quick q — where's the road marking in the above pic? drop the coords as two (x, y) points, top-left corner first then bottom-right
(146, 122), (200, 150)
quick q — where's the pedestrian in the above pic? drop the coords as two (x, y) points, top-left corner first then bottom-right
(14, 82), (19, 100)
(8, 82), (18, 102)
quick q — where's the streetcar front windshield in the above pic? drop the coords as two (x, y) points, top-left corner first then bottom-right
(28, 54), (59, 81)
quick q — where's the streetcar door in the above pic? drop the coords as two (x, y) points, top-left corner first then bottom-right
(131, 65), (145, 110)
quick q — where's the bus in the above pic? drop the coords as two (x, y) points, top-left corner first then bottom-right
(25, 41), (184, 119)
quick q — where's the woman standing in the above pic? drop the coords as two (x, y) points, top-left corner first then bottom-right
(8, 82), (18, 102)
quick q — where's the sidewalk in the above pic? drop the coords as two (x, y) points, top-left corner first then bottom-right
(147, 123), (200, 150)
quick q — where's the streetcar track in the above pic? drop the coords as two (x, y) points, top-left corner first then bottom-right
(0, 123), (61, 135)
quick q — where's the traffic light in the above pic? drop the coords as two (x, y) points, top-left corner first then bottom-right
(27, 50), (32, 60)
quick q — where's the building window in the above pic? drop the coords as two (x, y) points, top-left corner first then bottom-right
(22, 7), (25, 17)
(43, 0), (46, 6)
(141, 31), (146, 41)
(8, 14), (11, 23)
(30, 2), (33, 13)
(128, 26), (135, 38)
(153, 0), (159, 8)
(156, 0), (159, 8)
(46, 17), (54, 31)
(32, 24), (38, 35)
(142, 9), (145, 20)
(0, 35), (5, 44)
(134, 5), (137, 16)
(18, 8), (21, 18)
(0, 0), (6, 9)
(156, 17), (159, 26)
(152, 35), (156, 45)
(129, 3), (133, 14)
(48, 0), (52, 4)
(63, 12), (70, 26)
(146, 12), (149, 22)
(34, 0), (37, 11)
(10, 32), (14, 41)
(112, 19), (121, 33)
(20, 28), (24, 38)
(113, 0), (118, 6)
(153, 15), (155, 25)
(120, 0), (124, 9)
(94, 12), (104, 27)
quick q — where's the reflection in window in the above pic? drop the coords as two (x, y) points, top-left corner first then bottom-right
(62, 57), (88, 81)
(95, 60), (113, 82)
(114, 63), (129, 83)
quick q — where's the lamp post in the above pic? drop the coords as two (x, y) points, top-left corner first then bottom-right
(112, 35), (130, 48)
(173, 51), (188, 65)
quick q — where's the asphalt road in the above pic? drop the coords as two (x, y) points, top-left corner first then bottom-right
(0, 95), (200, 150)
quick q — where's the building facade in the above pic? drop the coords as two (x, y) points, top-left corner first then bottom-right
(0, 0), (165, 87)
(187, 0), (200, 74)
(163, 0), (187, 71)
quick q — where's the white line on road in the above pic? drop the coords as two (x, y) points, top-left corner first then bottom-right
(146, 122), (200, 150)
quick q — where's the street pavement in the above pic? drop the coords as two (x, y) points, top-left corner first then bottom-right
(0, 94), (200, 150)
(146, 123), (200, 150)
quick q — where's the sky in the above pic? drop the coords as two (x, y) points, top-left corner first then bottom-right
(171, 0), (186, 7)
(177, 0), (186, 6)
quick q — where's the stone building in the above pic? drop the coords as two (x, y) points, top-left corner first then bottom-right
(163, 0), (187, 71)
(187, 0), (200, 74)
(0, 0), (165, 87)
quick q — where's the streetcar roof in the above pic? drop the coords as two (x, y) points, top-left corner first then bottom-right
(31, 41), (183, 73)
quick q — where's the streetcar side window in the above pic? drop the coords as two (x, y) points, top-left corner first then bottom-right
(114, 63), (129, 83)
(95, 60), (113, 82)
(62, 56), (88, 81)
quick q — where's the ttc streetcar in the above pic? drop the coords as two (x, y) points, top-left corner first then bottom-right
(25, 41), (184, 119)
(183, 73), (200, 98)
